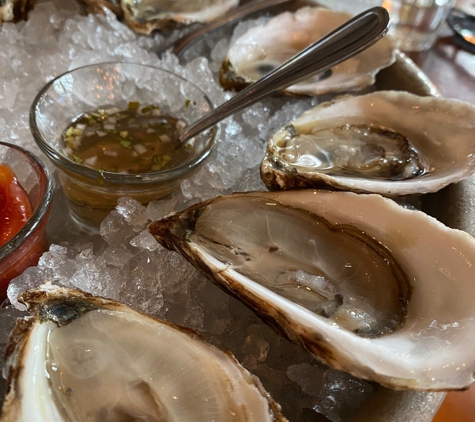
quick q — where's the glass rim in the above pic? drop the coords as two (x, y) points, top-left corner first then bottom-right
(0, 141), (53, 260)
(29, 61), (220, 185)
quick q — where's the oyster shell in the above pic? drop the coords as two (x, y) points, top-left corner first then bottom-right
(261, 91), (475, 196)
(149, 190), (475, 391)
(220, 7), (396, 96)
(76, 0), (122, 17)
(0, 0), (35, 23)
(122, 0), (239, 34)
(0, 284), (286, 422)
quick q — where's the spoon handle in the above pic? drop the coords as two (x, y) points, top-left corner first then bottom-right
(178, 6), (390, 144)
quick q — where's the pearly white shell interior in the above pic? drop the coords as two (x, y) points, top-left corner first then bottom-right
(266, 91), (475, 195)
(182, 190), (475, 390)
(224, 7), (396, 95)
(11, 297), (276, 421)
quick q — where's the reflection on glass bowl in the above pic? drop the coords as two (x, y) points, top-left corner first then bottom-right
(30, 62), (219, 229)
(0, 141), (53, 302)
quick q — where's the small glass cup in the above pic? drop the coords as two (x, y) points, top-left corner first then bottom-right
(0, 142), (53, 302)
(383, 0), (454, 51)
(30, 62), (218, 229)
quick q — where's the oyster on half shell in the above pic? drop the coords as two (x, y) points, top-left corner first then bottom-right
(0, 285), (286, 422)
(149, 190), (475, 391)
(261, 91), (475, 195)
(122, 0), (239, 34)
(221, 7), (396, 96)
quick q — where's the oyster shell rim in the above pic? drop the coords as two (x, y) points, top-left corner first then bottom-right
(220, 6), (397, 96)
(260, 90), (475, 196)
(0, 284), (288, 422)
(121, 0), (239, 35)
(149, 190), (475, 392)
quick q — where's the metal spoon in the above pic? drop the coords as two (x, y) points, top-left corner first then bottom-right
(178, 6), (390, 145)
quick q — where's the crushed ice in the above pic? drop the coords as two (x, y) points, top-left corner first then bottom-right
(0, 1), (379, 420)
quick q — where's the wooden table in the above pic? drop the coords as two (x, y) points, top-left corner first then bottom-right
(409, 35), (475, 422)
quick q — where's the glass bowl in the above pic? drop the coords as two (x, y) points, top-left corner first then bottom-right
(30, 62), (218, 229)
(0, 141), (53, 302)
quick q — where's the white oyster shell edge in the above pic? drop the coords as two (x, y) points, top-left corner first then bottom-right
(222, 7), (396, 95)
(263, 91), (475, 196)
(153, 190), (475, 391)
(122, 0), (239, 34)
(0, 284), (286, 422)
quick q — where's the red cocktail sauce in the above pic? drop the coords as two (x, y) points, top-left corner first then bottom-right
(0, 164), (33, 246)
(0, 164), (48, 302)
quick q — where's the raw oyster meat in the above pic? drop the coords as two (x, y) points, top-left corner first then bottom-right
(0, 0), (35, 23)
(0, 284), (286, 422)
(221, 7), (396, 96)
(149, 190), (475, 390)
(261, 91), (475, 195)
(122, 0), (239, 34)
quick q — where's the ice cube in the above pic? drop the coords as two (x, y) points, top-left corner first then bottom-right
(0, 78), (19, 111)
(287, 363), (325, 397)
(7, 267), (51, 311)
(116, 197), (148, 230)
(242, 333), (270, 363)
(130, 230), (160, 252)
(314, 369), (373, 422)
(100, 210), (139, 246)
(146, 195), (178, 221)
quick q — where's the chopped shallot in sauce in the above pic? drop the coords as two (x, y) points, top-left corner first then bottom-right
(62, 102), (192, 174)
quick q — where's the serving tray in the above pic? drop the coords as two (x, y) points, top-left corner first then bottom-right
(0, 31), (453, 422)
